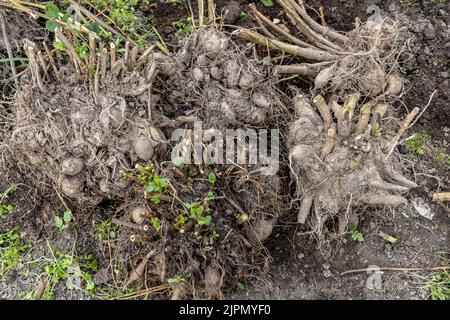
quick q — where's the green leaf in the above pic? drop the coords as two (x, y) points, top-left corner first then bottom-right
(208, 171), (216, 186)
(53, 216), (64, 229)
(63, 210), (73, 223)
(159, 178), (169, 188)
(151, 218), (161, 231)
(0, 57), (28, 63)
(86, 21), (100, 34)
(151, 194), (161, 204)
(198, 215), (211, 226)
(260, 0), (274, 7)
(352, 232), (364, 242)
(172, 156), (185, 168)
(53, 40), (65, 51)
(146, 182), (157, 193)
(61, 12), (70, 23)
(45, 3), (60, 19)
(46, 20), (61, 32)
(192, 205), (204, 216)
(237, 281), (246, 290)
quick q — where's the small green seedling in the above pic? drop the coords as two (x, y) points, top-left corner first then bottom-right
(425, 271), (450, 300)
(260, 0), (274, 7)
(172, 156), (186, 168)
(211, 231), (220, 239)
(94, 219), (119, 243)
(0, 228), (29, 278)
(167, 273), (191, 285)
(208, 171), (217, 189)
(0, 186), (17, 219)
(237, 281), (246, 291)
(53, 209), (73, 231)
(41, 242), (98, 299)
(406, 132), (430, 156)
(173, 17), (193, 34)
(238, 11), (248, 23)
(0, 204), (14, 219)
(150, 217), (161, 231)
(348, 224), (364, 242)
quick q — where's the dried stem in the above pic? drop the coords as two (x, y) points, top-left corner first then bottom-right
(111, 218), (149, 232)
(235, 28), (339, 61)
(24, 41), (44, 91)
(249, 4), (314, 49)
(109, 43), (116, 69)
(100, 46), (108, 84)
(130, 45), (139, 69)
(0, 12), (18, 86)
(55, 27), (83, 74)
(384, 107), (419, 160)
(43, 42), (60, 79)
(290, 0), (349, 44)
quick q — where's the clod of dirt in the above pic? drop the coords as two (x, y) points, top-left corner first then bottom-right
(131, 206), (150, 225)
(61, 157), (85, 176)
(204, 265), (222, 298)
(60, 176), (83, 198)
(223, 0), (242, 24)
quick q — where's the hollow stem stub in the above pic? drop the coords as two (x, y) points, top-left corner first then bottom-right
(321, 126), (336, 157)
(355, 103), (372, 135)
(342, 92), (361, 121)
(313, 95), (332, 129)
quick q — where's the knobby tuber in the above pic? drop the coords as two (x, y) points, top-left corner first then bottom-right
(288, 94), (417, 238)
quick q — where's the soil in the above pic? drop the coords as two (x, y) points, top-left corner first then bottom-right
(0, 0), (448, 300)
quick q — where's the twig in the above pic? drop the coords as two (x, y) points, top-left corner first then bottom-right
(432, 192), (450, 202)
(341, 265), (450, 276)
(407, 89), (437, 129)
(69, 1), (128, 43)
(111, 218), (149, 232)
(52, 184), (70, 211)
(384, 107), (419, 160)
(0, 12), (18, 87)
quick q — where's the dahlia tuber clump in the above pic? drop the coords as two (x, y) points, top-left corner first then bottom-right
(288, 93), (417, 237)
(237, 0), (405, 97)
